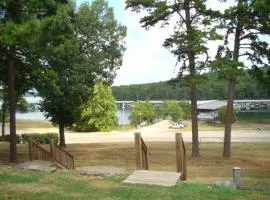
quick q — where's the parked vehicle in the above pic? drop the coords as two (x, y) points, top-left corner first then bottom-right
(169, 122), (185, 129)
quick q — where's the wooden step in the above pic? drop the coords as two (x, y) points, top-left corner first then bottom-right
(123, 170), (182, 186)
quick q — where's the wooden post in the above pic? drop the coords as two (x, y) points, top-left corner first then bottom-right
(233, 167), (241, 189)
(28, 140), (32, 161)
(146, 151), (150, 170)
(135, 132), (143, 169)
(182, 143), (187, 181)
(50, 139), (55, 161)
(176, 133), (183, 176)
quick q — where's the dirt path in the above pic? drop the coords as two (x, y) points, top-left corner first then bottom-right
(9, 120), (270, 143)
(64, 120), (270, 144)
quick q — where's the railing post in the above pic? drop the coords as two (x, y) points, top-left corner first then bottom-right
(50, 139), (55, 161)
(72, 156), (75, 169)
(182, 143), (187, 181)
(145, 150), (150, 170)
(28, 140), (32, 161)
(176, 133), (184, 178)
(135, 132), (143, 169)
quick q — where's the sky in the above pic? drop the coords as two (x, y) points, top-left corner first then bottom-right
(76, 0), (268, 86)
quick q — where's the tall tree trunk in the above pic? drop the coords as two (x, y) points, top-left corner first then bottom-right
(190, 82), (199, 157)
(223, 77), (236, 157)
(184, 0), (199, 157)
(1, 97), (7, 140)
(59, 122), (66, 147)
(8, 56), (17, 162)
(223, 1), (242, 157)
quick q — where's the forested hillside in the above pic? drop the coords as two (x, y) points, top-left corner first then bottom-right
(112, 72), (270, 101)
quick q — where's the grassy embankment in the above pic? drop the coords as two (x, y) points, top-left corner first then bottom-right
(0, 141), (269, 186)
(0, 119), (269, 199)
(1, 166), (270, 200)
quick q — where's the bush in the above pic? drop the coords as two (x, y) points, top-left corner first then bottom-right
(160, 100), (182, 121)
(21, 133), (59, 144)
(129, 101), (157, 126)
(179, 101), (191, 120)
(218, 106), (237, 124)
(2, 134), (22, 144)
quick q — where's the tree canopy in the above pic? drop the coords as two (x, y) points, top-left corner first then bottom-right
(0, 0), (73, 161)
(0, 0), (126, 157)
(160, 100), (182, 121)
(76, 79), (118, 132)
(210, 0), (270, 158)
(112, 71), (269, 101)
(129, 101), (157, 126)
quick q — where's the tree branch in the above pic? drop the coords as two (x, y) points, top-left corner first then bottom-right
(239, 31), (260, 41)
(174, 0), (187, 24)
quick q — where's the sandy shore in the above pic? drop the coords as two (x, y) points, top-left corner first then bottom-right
(64, 120), (270, 144)
(8, 120), (270, 143)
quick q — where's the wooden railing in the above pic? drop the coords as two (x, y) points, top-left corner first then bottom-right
(135, 132), (150, 170)
(28, 139), (52, 161)
(50, 140), (75, 169)
(175, 133), (187, 180)
(28, 139), (75, 170)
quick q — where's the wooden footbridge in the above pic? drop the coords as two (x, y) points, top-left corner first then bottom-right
(27, 139), (75, 170)
(22, 133), (186, 187)
(124, 132), (187, 186)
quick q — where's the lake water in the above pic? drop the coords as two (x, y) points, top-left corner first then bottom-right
(16, 109), (270, 125)
(16, 109), (132, 125)
(237, 110), (270, 122)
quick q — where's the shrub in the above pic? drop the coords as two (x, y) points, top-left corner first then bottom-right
(2, 134), (22, 144)
(160, 100), (182, 121)
(21, 133), (59, 144)
(218, 106), (237, 124)
(129, 101), (157, 126)
(179, 101), (191, 120)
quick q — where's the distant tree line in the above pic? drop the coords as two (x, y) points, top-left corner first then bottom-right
(112, 71), (270, 101)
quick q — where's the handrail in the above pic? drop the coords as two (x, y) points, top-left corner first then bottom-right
(28, 139), (75, 170)
(28, 139), (52, 161)
(175, 133), (187, 180)
(135, 132), (150, 170)
(51, 141), (75, 169)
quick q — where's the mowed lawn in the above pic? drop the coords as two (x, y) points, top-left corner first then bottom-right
(0, 141), (270, 199)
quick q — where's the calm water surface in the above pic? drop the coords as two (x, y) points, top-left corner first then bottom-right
(16, 109), (270, 125)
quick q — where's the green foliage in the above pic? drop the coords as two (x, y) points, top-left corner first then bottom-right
(112, 71), (269, 100)
(160, 100), (182, 121)
(75, 0), (127, 84)
(21, 133), (59, 145)
(129, 101), (156, 126)
(17, 97), (28, 113)
(250, 67), (270, 94)
(218, 106), (237, 124)
(2, 134), (22, 144)
(179, 101), (191, 120)
(0, 109), (9, 122)
(76, 80), (118, 132)
(39, 0), (126, 141)
(0, 1), (73, 99)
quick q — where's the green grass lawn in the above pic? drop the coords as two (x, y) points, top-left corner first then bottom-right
(1, 142), (270, 188)
(0, 166), (269, 200)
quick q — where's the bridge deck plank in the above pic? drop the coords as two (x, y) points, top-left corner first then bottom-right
(123, 170), (182, 186)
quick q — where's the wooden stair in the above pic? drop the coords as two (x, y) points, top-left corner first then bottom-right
(123, 170), (182, 187)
